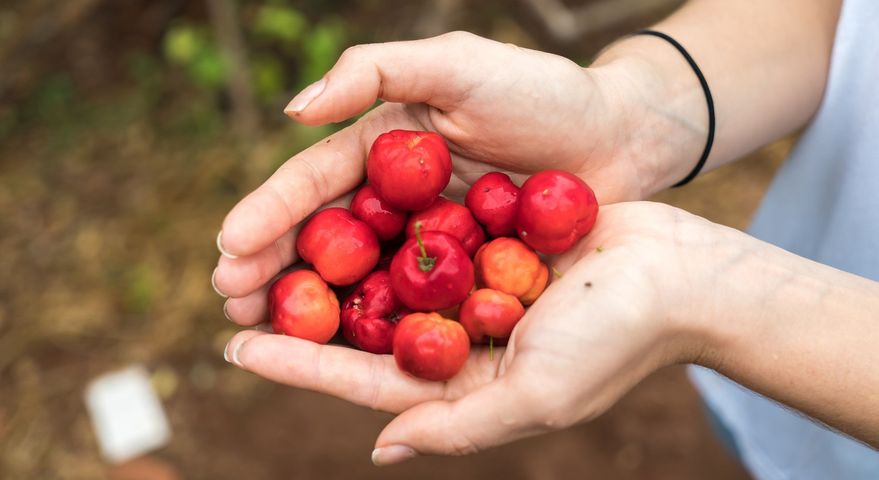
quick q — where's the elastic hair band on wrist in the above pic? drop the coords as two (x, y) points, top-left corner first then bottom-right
(634, 29), (715, 187)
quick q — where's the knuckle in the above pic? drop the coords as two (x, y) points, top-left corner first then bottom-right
(442, 30), (477, 43)
(339, 44), (369, 63)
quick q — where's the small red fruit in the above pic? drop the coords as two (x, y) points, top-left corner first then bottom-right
(340, 271), (410, 354)
(393, 312), (470, 381)
(405, 197), (485, 257)
(390, 222), (474, 311)
(474, 237), (548, 304)
(459, 289), (525, 343)
(367, 130), (452, 211)
(296, 208), (380, 286)
(350, 184), (407, 241)
(465, 172), (520, 238)
(269, 270), (340, 344)
(516, 170), (598, 254)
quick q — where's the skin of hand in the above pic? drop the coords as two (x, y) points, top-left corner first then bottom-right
(224, 201), (879, 465)
(212, 31), (703, 323)
(223, 202), (717, 464)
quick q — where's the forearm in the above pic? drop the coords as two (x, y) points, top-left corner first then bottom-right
(693, 227), (879, 446)
(590, 0), (841, 195)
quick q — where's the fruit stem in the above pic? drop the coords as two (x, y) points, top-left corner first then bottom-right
(414, 221), (437, 272)
(489, 336), (494, 361)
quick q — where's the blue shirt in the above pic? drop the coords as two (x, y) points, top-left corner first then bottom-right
(690, 0), (879, 478)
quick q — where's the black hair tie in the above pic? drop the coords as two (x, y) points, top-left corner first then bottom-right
(634, 29), (715, 187)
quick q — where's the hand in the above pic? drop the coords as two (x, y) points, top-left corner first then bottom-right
(223, 201), (725, 463)
(213, 31), (681, 323)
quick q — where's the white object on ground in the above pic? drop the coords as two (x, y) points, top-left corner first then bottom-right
(85, 365), (172, 463)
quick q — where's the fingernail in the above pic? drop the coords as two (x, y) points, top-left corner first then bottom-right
(223, 341), (232, 363)
(211, 268), (228, 298)
(253, 322), (273, 333)
(371, 445), (417, 466)
(285, 78), (326, 114)
(222, 300), (231, 321)
(216, 231), (238, 259)
(231, 340), (245, 367)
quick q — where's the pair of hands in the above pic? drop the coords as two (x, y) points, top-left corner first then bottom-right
(214, 32), (730, 464)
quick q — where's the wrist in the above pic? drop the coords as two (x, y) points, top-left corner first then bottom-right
(588, 35), (709, 196)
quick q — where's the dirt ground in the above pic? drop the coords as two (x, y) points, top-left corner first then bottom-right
(0, 1), (797, 478)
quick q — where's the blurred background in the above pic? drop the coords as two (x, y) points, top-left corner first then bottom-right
(0, 0), (791, 478)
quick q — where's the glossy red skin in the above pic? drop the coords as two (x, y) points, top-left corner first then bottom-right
(296, 208), (380, 286)
(459, 289), (525, 343)
(340, 271), (410, 354)
(515, 170), (598, 254)
(350, 184), (408, 241)
(269, 270), (340, 344)
(405, 198), (486, 257)
(367, 130), (452, 211)
(465, 172), (520, 238)
(393, 312), (470, 381)
(390, 231), (474, 311)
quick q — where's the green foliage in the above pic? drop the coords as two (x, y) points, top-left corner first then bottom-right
(124, 262), (159, 314)
(163, 23), (227, 88)
(301, 21), (345, 86)
(253, 4), (307, 45)
(252, 55), (286, 100)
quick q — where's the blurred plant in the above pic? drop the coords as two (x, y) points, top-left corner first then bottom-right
(164, 23), (227, 89)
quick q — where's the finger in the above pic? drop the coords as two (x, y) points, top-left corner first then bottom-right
(214, 193), (355, 298)
(372, 366), (549, 465)
(217, 124), (366, 258)
(285, 31), (489, 124)
(224, 331), (447, 413)
(223, 284), (270, 326)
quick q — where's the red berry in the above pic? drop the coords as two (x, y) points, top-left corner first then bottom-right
(459, 288), (525, 343)
(474, 237), (548, 304)
(516, 170), (598, 254)
(367, 130), (452, 211)
(296, 208), (380, 286)
(393, 312), (470, 381)
(406, 197), (485, 257)
(340, 271), (410, 354)
(269, 270), (340, 344)
(350, 184), (408, 241)
(390, 225), (474, 311)
(465, 172), (520, 238)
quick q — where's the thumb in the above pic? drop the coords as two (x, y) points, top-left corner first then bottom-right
(284, 31), (488, 125)
(370, 367), (554, 465)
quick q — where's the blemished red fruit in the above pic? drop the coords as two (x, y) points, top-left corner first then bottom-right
(474, 237), (548, 304)
(296, 208), (380, 286)
(393, 312), (470, 381)
(367, 130), (452, 211)
(390, 223), (474, 311)
(459, 289), (525, 343)
(269, 270), (340, 344)
(516, 170), (598, 254)
(340, 271), (410, 354)
(465, 172), (520, 238)
(405, 197), (485, 257)
(350, 184), (407, 241)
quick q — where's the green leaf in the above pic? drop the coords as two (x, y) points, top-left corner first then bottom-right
(301, 21), (345, 86)
(254, 5), (307, 44)
(163, 24), (206, 64)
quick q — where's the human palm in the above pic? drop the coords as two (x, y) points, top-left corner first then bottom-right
(213, 32), (644, 321)
(223, 201), (712, 462)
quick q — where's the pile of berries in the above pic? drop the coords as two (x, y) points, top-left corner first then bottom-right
(268, 130), (598, 381)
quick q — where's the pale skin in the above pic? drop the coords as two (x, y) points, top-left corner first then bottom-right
(213, 0), (879, 465)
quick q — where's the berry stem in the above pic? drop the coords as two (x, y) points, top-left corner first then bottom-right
(414, 221), (437, 272)
(489, 336), (494, 361)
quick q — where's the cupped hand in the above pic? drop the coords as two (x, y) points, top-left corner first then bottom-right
(223, 201), (726, 464)
(213, 32), (651, 323)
